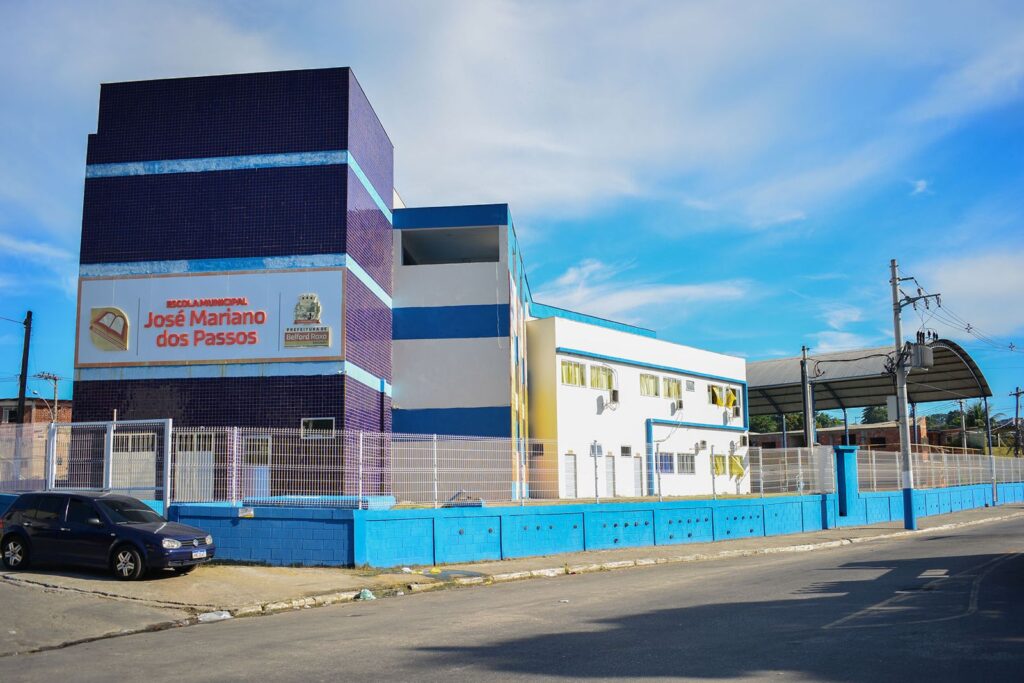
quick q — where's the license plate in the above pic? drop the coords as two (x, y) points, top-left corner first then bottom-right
(191, 549), (207, 559)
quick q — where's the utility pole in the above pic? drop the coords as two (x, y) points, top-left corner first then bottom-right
(958, 399), (967, 453)
(889, 260), (941, 530)
(16, 311), (32, 424)
(34, 372), (61, 423)
(1012, 387), (1023, 457)
(800, 346), (815, 447)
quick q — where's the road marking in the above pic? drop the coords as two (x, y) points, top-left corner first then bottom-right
(822, 551), (1022, 630)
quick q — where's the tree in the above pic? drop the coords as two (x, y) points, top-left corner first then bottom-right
(861, 405), (888, 424)
(816, 412), (843, 428)
(749, 414), (780, 433)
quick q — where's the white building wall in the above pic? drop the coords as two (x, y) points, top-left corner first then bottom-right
(392, 225), (512, 415)
(527, 317), (750, 499)
(392, 338), (511, 410)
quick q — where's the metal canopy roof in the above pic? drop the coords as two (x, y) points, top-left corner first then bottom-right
(746, 339), (992, 416)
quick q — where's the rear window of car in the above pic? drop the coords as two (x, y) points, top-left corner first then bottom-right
(96, 499), (164, 525)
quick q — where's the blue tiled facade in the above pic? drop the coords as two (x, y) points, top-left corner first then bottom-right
(74, 67), (393, 429)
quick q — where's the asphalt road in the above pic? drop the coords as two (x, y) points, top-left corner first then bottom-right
(7, 517), (1024, 682)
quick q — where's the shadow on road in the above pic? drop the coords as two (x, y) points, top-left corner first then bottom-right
(419, 550), (1024, 680)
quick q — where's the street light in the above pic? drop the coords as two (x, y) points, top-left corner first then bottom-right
(31, 390), (55, 423)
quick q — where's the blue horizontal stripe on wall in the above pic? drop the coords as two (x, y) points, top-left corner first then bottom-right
(393, 203), (509, 229)
(393, 305), (509, 339)
(531, 302), (656, 338)
(392, 407), (511, 438)
(85, 150), (392, 224)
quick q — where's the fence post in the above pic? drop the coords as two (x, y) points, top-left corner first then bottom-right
(45, 422), (57, 490)
(162, 418), (173, 513)
(593, 442), (601, 504)
(798, 447), (805, 494)
(710, 445), (717, 501)
(757, 448), (764, 498)
(102, 422), (114, 490)
(869, 450), (876, 491)
(358, 432), (364, 511)
(655, 443), (663, 502)
(519, 439), (526, 507)
(230, 427), (240, 504)
(432, 434), (439, 509)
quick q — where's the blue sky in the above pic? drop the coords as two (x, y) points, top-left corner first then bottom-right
(1, 1), (1023, 421)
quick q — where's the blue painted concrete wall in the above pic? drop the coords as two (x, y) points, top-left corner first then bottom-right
(169, 504), (354, 567)
(157, 481), (1023, 568)
(350, 495), (833, 567)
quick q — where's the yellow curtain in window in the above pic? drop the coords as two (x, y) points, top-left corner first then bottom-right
(726, 387), (739, 408)
(713, 455), (726, 475)
(729, 455), (745, 477)
(711, 386), (724, 406)
(641, 374), (659, 396)
(665, 379), (682, 399)
(591, 366), (613, 390)
(561, 361), (584, 385)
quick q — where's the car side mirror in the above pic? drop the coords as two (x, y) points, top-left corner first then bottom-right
(87, 517), (103, 527)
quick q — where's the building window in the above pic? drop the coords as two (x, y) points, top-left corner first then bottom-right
(640, 374), (660, 397)
(620, 446), (632, 458)
(301, 417), (336, 439)
(561, 360), (586, 387)
(686, 380), (695, 392)
(590, 366), (614, 390)
(2, 408), (17, 423)
(657, 452), (674, 473)
(676, 453), (696, 474)
(740, 435), (749, 447)
(726, 387), (741, 412)
(664, 378), (682, 399)
(708, 385), (723, 406)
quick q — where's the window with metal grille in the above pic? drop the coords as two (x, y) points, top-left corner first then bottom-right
(676, 453), (696, 474)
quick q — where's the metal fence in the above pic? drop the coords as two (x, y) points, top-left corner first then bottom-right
(3, 422), (1022, 508)
(748, 447), (836, 495)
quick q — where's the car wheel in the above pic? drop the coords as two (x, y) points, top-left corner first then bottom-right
(2, 535), (30, 570)
(174, 565), (198, 575)
(111, 545), (145, 581)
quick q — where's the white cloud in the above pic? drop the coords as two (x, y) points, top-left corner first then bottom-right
(534, 258), (750, 324)
(822, 304), (864, 330)
(3, 1), (1024, 241)
(0, 234), (74, 263)
(810, 330), (883, 354)
(919, 248), (1024, 338)
(911, 179), (930, 195)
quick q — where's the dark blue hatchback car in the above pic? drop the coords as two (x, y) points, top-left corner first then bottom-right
(1, 491), (215, 580)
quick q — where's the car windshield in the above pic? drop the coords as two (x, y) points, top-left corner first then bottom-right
(96, 499), (164, 525)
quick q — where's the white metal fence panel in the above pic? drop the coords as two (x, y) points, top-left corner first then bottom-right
(749, 446), (835, 495)
(0, 423), (47, 492)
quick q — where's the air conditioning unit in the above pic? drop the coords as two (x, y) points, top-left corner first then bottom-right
(671, 400), (683, 414)
(695, 440), (708, 451)
(609, 389), (620, 404)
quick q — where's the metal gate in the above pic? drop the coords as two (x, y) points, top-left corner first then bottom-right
(563, 453), (577, 498)
(242, 435), (272, 500)
(173, 431), (216, 502)
(48, 420), (172, 503)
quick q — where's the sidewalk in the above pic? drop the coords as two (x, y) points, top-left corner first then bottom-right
(4, 503), (1022, 626)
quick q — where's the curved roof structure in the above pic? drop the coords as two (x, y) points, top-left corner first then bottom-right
(746, 339), (991, 416)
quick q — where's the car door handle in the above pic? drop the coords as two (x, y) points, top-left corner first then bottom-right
(60, 527), (71, 532)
